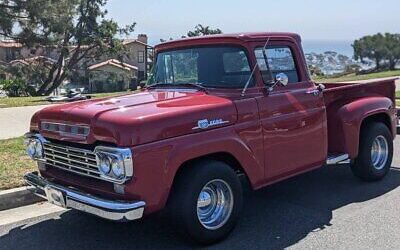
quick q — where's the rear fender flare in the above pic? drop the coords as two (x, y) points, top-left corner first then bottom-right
(337, 97), (393, 158)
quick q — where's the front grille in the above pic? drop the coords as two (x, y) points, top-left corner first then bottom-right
(43, 142), (101, 180)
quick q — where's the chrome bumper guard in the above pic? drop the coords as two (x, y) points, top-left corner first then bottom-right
(24, 172), (145, 222)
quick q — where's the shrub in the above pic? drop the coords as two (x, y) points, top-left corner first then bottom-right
(0, 79), (35, 97)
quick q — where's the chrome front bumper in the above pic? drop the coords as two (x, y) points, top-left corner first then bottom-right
(24, 172), (145, 222)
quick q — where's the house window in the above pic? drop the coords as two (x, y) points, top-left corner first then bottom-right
(138, 51), (145, 63)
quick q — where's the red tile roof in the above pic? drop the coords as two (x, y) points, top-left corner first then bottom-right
(88, 59), (138, 71)
(0, 40), (23, 48)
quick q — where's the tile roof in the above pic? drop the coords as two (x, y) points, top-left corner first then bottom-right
(88, 59), (138, 71)
(0, 40), (23, 48)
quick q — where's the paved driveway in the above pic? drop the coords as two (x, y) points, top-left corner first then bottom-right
(0, 105), (50, 139)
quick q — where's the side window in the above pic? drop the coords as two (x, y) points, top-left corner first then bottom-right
(254, 46), (299, 84)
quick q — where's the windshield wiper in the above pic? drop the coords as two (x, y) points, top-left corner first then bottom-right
(147, 82), (207, 92)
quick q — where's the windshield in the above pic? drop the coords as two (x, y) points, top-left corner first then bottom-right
(147, 46), (253, 89)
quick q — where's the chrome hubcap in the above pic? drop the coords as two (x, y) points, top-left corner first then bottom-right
(197, 179), (234, 230)
(371, 135), (389, 170)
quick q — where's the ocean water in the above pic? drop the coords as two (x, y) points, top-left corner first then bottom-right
(302, 40), (354, 58)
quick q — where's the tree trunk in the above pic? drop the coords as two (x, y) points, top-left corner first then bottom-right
(36, 64), (59, 95)
(390, 61), (396, 70)
(375, 58), (381, 70)
(390, 59), (399, 70)
(44, 70), (67, 96)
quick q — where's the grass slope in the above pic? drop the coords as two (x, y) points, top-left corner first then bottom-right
(315, 70), (400, 83)
(0, 137), (36, 190)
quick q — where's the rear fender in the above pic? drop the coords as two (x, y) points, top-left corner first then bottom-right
(337, 97), (393, 158)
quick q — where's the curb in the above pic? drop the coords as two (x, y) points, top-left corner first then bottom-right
(0, 186), (44, 211)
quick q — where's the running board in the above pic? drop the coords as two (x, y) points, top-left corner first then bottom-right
(326, 154), (350, 165)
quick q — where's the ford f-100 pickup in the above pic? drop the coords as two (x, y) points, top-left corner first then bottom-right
(24, 32), (398, 244)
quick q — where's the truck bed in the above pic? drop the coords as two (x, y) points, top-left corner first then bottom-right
(321, 78), (397, 156)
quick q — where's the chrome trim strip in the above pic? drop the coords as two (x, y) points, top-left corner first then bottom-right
(24, 172), (145, 221)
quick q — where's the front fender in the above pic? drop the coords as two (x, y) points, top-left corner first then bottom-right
(128, 126), (264, 214)
(165, 129), (263, 186)
(337, 96), (393, 158)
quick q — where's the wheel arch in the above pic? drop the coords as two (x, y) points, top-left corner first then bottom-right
(166, 152), (251, 208)
(337, 96), (394, 158)
(174, 152), (248, 181)
(360, 112), (393, 137)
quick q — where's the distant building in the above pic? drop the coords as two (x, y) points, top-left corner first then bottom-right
(87, 59), (138, 92)
(0, 34), (154, 92)
(121, 34), (153, 81)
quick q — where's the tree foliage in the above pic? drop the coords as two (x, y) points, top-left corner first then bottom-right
(353, 33), (400, 70)
(0, 0), (135, 95)
(187, 24), (222, 37)
(0, 78), (35, 97)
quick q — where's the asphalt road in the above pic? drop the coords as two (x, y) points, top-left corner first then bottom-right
(1, 139), (400, 249)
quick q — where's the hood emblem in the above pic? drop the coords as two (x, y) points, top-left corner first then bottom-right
(192, 119), (229, 130)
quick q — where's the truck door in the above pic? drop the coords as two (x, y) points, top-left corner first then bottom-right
(253, 41), (328, 180)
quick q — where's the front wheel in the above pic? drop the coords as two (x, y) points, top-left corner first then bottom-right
(351, 122), (393, 181)
(169, 160), (243, 244)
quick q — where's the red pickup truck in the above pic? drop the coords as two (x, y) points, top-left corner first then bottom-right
(24, 32), (398, 244)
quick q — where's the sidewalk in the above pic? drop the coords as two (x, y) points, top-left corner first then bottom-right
(0, 105), (50, 139)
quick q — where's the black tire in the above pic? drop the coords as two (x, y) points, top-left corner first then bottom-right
(168, 160), (243, 245)
(351, 122), (393, 181)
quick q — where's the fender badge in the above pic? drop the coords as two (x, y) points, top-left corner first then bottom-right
(192, 119), (229, 130)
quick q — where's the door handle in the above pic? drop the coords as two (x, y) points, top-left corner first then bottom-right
(306, 89), (320, 96)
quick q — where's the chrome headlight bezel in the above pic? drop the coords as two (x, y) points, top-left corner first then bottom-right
(24, 133), (45, 160)
(94, 146), (133, 184)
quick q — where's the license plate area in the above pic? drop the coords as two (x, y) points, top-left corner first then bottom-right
(44, 186), (66, 208)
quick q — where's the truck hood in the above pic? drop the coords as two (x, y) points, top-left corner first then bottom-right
(32, 90), (237, 146)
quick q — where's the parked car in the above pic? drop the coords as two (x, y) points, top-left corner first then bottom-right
(24, 32), (398, 244)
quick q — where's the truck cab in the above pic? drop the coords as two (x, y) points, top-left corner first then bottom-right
(24, 33), (397, 244)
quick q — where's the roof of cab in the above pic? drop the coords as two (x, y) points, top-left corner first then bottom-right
(155, 32), (301, 51)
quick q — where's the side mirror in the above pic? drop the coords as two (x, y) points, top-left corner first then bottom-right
(275, 73), (289, 87)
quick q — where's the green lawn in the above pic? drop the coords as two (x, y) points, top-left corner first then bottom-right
(315, 70), (400, 83)
(0, 91), (134, 108)
(0, 137), (36, 190)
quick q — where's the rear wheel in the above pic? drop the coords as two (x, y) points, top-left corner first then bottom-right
(169, 160), (243, 244)
(351, 122), (393, 181)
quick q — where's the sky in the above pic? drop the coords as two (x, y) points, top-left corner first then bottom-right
(106, 0), (400, 47)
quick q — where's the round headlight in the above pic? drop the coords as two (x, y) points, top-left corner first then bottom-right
(111, 158), (124, 179)
(99, 155), (111, 175)
(26, 140), (36, 158)
(34, 141), (43, 158)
